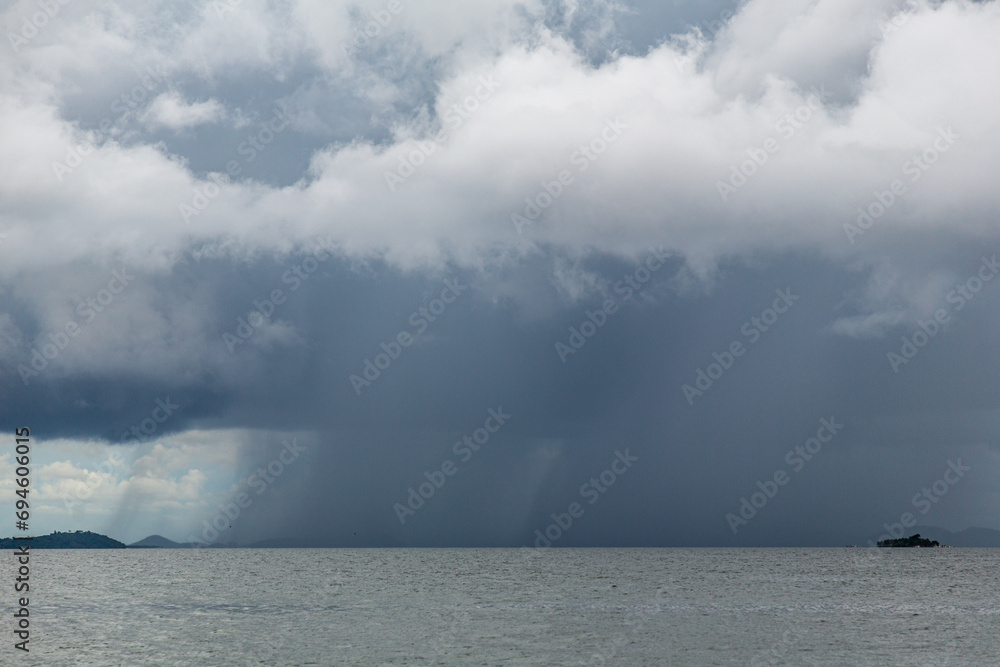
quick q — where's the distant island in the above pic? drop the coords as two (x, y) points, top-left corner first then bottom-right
(131, 535), (315, 548)
(0, 532), (229, 549)
(1, 531), (280, 549)
(5, 528), (996, 548)
(130, 534), (203, 548)
(877, 534), (943, 548)
(0, 530), (126, 549)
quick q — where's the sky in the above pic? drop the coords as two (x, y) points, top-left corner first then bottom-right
(0, 0), (998, 547)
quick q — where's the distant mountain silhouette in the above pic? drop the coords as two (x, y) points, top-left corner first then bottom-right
(129, 535), (201, 548)
(0, 530), (125, 549)
(130, 535), (310, 548)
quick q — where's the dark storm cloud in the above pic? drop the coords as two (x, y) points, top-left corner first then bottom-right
(218, 245), (996, 547)
(7, 241), (990, 546)
(1, 0), (998, 545)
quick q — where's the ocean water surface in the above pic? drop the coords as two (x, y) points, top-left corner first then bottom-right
(4, 548), (998, 665)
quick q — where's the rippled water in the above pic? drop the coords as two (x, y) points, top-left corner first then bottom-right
(2, 548), (997, 665)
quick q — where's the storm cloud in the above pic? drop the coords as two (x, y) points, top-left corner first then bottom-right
(0, 0), (998, 546)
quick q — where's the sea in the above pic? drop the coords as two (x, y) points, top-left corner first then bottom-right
(3, 548), (997, 666)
